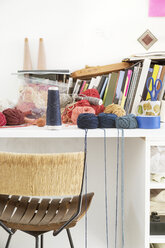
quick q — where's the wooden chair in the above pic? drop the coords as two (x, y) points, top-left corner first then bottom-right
(0, 152), (94, 248)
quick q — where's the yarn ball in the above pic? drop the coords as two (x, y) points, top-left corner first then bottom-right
(0, 112), (7, 126)
(35, 118), (46, 127)
(77, 113), (99, 129)
(60, 94), (73, 108)
(91, 104), (105, 115)
(115, 114), (138, 129)
(3, 108), (25, 125)
(104, 104), (126, 117)
(98, 113), (117, 128)
(62, 89), (105, 124)
(71, 106), (95, 125)
(80, 88), (100, 99)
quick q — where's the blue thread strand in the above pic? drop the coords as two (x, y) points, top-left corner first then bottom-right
(115, 129), (120, 248)
(103, 129), (109, 248)
(84, 129), (88, 248)
(121, 129), (125, 248)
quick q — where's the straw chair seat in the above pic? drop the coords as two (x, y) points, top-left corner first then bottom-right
(0, 193), (94, 233)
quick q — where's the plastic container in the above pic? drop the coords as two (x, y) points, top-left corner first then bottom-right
(16, 72), (69, 119)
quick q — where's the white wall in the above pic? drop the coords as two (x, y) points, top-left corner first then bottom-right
(0, 0), (165, 100)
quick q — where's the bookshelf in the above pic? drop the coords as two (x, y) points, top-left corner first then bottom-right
(148, 139), (165, 247)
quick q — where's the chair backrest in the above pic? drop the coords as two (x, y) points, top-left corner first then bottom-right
(0, 151), (84, 196)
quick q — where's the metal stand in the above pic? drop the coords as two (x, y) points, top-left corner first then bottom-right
(5, 229), (16, 248)
(66, 229), (74, 248)
(35, 236), (39, 248)
(41, 234), (44, 248)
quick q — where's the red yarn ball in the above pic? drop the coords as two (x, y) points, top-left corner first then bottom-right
(3, 108), (25, 125)
(79, 88), (100, 99)
(0, 112), (7, 126)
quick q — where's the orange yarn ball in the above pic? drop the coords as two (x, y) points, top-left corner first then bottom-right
(71, 106), (95, 125)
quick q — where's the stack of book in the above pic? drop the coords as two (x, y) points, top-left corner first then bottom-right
(71, 58), (165, 114)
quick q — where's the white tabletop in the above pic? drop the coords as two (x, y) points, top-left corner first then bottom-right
(0, 124), (165, 138)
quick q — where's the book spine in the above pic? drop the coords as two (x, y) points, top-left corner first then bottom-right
(79, 81), (86, 94)
(131, 59), (151, 114)
(121, 70), (132, 108)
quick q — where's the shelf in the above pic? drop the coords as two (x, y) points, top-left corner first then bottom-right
(0, 124), (165, 138)
(150, 181), (165, 189)
(150, 235), (165, 243)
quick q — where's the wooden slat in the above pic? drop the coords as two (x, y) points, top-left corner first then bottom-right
(1, 196), (19, 221)
(30, 199), (50, 225)
(0, 195), (10, 215)
(38, 198), (60, 225)
(62, 196), (79, 222)
(10, 196), (30, 223)
(50, 198), (71, 224)
(19, 198), (40, 224)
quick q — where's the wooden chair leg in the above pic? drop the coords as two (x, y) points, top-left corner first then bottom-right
(35, 236), (39, 248)
(66, 229), (74, 248)
(41, 235), (43, 248)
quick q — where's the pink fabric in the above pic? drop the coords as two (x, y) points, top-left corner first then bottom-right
(149, 0), (165, 17)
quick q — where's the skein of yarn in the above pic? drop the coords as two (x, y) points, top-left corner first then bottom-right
(77, 113), (99, 129)
(98, 113), (117, 128)
(46, 87), (62, 129)
(115, 114), (138, 129)
(0, 112), (6, 126)
(3, 108), (25, 125)
(71, 106), (95, 125)
(75, 95), (103, 105)
(104, 104), (126, 117)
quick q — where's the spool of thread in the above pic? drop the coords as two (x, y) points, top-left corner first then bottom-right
(115, 114), (138, 129)
(77, 113), (99, 129)
(75, 95), (103, 105)
(98, 113), (117, 128)
(46, 87), (62, 129)
(160, 100), (165, 122)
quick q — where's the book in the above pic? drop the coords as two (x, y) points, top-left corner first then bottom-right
(93, 76), (102, 89)
(104, 72), (119, 106)
(72, 79), (81, 96)
(103, 81), (110, 105)
(131, 58), (151, 114)
(88, 77), (96, 89)
(97, 75), (107, 94)
(146, 64), (160, 100)
(118, 70), (128, 105)
(141, 68), (153, 101)
(79, 81), (86, 94)
(125, 65), (141, 113)
(100, 76), (109, 99)
(120, 69), (132, 108)
(83, 83), (89, 92)
(114, 71), (125, 104)
(129, 67), (142, 113)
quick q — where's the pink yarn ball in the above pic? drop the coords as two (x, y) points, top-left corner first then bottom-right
(71, 106), (95, 125)
(0, 112), (7, 126)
